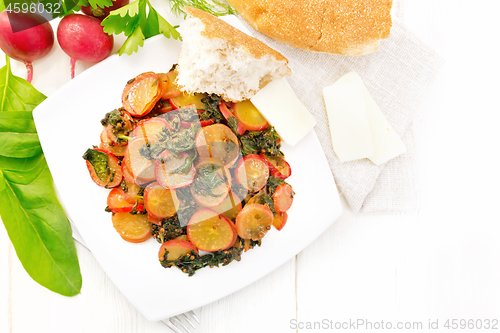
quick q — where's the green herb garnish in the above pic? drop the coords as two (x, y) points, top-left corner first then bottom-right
(168, 0), (236, 18)
(102, 0), (182, 55)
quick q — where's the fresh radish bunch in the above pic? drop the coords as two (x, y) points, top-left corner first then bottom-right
(80, 0), (130, 20)
(57, 14), (113, 79)
(0, 11), (54, 83)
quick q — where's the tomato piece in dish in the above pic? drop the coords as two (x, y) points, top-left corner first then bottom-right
(122, 72), (162, 117)
(107, 187), (145, 213)
(195, 124), (241, 168)
(144, 182), (179, 219)
(235, 154), (269, 193)
(112, 212), (151, 243)
(232, 100), (268, 132)
(235, 203), (273, 241)
(83, 148), (123, 188)
(273, 183), (294, 212)
(187, 208), (236, 252)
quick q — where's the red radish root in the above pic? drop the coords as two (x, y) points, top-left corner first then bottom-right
(57, 14), (113, 79)
(0, 11), (54, 83)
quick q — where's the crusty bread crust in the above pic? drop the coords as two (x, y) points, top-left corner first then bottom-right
(183, 6), (290, 62)
(225, 0), (393, 56)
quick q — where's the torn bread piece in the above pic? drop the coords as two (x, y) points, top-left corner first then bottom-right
(176, 6), (291, 102)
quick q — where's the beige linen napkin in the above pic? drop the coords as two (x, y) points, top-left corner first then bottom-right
(234, 16), (445, 212)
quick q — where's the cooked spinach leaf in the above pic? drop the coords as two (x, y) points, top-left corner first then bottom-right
(192, 163), (227, 197)
(82, 148), (110, 183)
(200, 94), (223, 122)
(239, 127), (283, 156)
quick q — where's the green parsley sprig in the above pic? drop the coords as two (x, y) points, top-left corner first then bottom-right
(102, 0), (181, 55)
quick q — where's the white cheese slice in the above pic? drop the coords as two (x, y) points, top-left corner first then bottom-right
(339, 72), (407, 165)
(323, 71), (406, 165)
(323, 76), (374, 162)
(250, 79), (317, 146)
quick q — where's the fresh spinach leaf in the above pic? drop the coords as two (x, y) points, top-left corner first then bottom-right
(0, 57), (82, 297)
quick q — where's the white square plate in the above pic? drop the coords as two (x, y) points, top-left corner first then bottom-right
(33, 34), (342, 321)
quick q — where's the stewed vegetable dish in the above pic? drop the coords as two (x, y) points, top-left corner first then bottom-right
(83, 66), (294, 275)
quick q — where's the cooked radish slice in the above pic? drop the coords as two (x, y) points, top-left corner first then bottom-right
(155, 150), (196, 189)
(161, 70), (182, 99)
(190, 160), (231, 207)
(219, 102), (246, 135)
(174, 235), (190, 242)
(122, 155), (136, 184)
(158, 239), (197, 261)
(83, 148), (123, 188)
(125, 136), (157, 185)
(147, 212), (163, 226)
(260, 154), (292, 179)
(235, 203), (273, 241)
(273, 183), (294, 212)
(122, 72), (162, 117)
(170, 92), (207, 110)
(122, 182), (144, 205)
(211, 191), (242, 221)
(233, 100), (268, 132)
(195, 124), (241, 168)
(272, 212), (288, 231)
(107, 187), (144, 213)
(144, 183), (179, 219)
(187, 209), (236, 252)
(131, 117), (170, 142)
(112, 212), (151, 243)
(105, 124), (128, 146)
(235, 154), (269, 193)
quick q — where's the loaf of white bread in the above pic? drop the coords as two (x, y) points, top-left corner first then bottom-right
(225, 0), (393, 56)
(176, 6), (292, 102)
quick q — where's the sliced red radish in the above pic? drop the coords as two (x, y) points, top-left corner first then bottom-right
(107, 187), (144, 213)
(235, 154), (269, 193)
(158, 239), (197, 261)
(187, 209), (236, 252)
(219, 102), (246, 135)
(211, 191), (243, 221)
(111, 212), (151, 243)
(154, 150), (196, 189)
(272, 212), (288, 231)
(122, 71), (162, 117)
(273, 183), (294, 212)
(125, 136), (157, 185)
(232, 100), (268, 132)
(131, 117), (170, 142)
(260, 153), (292, 179)
(144, 182), (179, 219)
(190, 159), (231, 207)
(235, 203), (273, 241)
(195, 124), (241, 168)
(83, 148), (123, 188)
